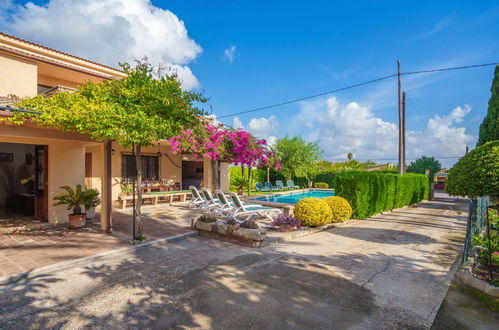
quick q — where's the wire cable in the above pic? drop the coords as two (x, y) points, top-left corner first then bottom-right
(217, 62), (498, 119)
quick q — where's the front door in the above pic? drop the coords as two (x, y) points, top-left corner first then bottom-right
(34, 145), (48, 221)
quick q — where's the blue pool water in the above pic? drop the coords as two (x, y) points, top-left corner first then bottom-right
(253, 189), (335, 204)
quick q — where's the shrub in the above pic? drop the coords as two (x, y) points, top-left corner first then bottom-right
(323, 196), (352, 222)
(293, 197), (332, 227)
(314, 182), (329, 188)
(272, 214), (301, 231)
(446, 141), (499, 199)
(472, 234), (499, 266)
(334, 172), (429, 219)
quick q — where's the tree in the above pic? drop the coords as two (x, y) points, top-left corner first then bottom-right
(347, 153), (353, 160)
(407, 156), (441, 180)
(8, 59), (206, 239)
(168, 124), (279, 195)
(274, 136), (321, 180)
(477, 65), (499, 146)
(446, 141), (499, 199)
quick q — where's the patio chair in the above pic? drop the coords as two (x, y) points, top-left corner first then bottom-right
(275, 180), (288, 190)
(255, 182), (270, 192)
(214, 190), (236, 217)
(228, 192), (282, 222)
(264, 182), (278, 191)
(188, 186), (205, 208)
(199, 188), (221, 211)
(287, 180), (300, 189)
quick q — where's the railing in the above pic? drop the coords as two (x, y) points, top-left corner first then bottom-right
(462, 196), (489, 264)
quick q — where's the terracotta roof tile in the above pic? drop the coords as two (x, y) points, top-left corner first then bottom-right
(0, 31), (124, 74)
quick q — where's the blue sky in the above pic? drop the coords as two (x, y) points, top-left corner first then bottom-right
(2, 0), (498, 166)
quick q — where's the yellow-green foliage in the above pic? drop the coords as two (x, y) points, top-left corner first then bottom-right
(293, 197), (332, 227)
(323, 196), (352, 222)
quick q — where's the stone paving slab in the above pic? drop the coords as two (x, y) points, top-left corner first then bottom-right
(0, 204), (199, 277)
(0, 196), (468, 329)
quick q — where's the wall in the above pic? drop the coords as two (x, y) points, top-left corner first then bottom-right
(110, 142), (183, 200)
(0, 53), (37, 97)
(0, 142), (34, 206)
(0, 125), (92, 223)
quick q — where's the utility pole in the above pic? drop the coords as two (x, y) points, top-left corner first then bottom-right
(397, 60), (405, 175)
(402, 91), (407, 173)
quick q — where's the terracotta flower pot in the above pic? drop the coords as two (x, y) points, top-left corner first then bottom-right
(237, 187), (244, 195)
(68, 214), (86, 229)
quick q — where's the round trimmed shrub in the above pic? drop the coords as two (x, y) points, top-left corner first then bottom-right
(314, 182), (329, 188)
(323, 196), (352, 223)
(293, 197), (332, 227)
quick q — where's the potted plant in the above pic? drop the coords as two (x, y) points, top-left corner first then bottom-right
(84, 188), (101, 220)
(53, 184), (95, 229)
(232, 177), (249, 195)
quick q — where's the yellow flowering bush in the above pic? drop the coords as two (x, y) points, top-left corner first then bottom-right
(323, 196), (352, 222)
(293, 197), (332, 227)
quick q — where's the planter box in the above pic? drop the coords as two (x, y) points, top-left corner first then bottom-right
(193, 219), (267, 248)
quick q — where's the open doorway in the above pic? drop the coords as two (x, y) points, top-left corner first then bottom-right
(0, 142), (48, 225)
(182, 161), (203, 189)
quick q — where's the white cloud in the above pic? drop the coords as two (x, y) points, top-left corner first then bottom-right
(298, 97), (473, 167)
(408, 16), (453, 42)
(2, 0), (202, 89)
(232, 116), (244, 129)
(231, 115), (278, 146)
(223, 45), (236, 64)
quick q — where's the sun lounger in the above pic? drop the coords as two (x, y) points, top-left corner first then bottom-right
(189, 186), (205, 208)
(265, 182), (278, 191)
(275, 180), (288, 190)
(287, 180), (300, 189)
(255, 182), (270, 192)
(228, 192), (282, 222)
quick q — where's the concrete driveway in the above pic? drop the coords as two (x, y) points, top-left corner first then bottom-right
(0, 197), (467, 329)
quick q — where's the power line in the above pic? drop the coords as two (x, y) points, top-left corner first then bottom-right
(217, 74), (397, 119)
(406, 95), (427, 128)
(217, 62), (498, 119)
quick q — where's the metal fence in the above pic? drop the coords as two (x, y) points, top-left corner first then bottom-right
(462, 196), (489, 264)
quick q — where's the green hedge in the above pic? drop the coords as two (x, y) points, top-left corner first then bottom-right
(333, 172), (429, 219)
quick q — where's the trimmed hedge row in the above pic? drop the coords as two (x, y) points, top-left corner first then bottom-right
(333, 172), (430, 219)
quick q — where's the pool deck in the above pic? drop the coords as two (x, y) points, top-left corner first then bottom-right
(242, 188), (336, 215)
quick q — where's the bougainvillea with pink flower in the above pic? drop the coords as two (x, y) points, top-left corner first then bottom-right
(168, 123), (280, 169)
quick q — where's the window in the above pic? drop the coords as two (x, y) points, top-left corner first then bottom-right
(122, 155), (159, 180)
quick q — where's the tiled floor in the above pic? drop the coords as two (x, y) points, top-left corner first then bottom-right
(0, 203), (200, 277)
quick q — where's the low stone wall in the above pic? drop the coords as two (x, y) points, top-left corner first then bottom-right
(192, 219), (267, 248)
(455, 269), (499, 298)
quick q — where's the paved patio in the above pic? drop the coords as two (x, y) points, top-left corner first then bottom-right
(0, 196), (469, 328)
(0, 203), (200, 277)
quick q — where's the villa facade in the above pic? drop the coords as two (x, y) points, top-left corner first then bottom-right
(0, 32), (228, 231)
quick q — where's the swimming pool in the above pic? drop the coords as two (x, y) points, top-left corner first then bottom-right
(252, 189), (335, 204)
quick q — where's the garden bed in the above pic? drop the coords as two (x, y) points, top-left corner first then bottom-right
(191, 215), (348, 248)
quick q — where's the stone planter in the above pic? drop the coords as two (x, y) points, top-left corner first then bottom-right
(193, 219), (267, 247)
(278, 224), (296, 232)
